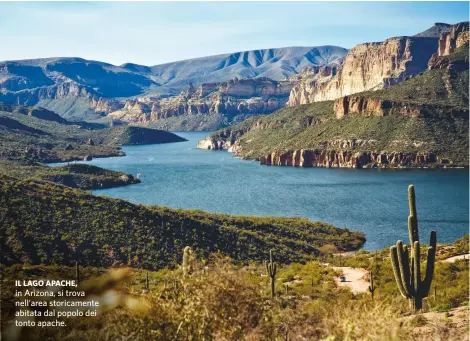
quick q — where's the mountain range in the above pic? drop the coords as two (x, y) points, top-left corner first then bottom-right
(0, 46), (346, 121)
(0, 22), (465, 131)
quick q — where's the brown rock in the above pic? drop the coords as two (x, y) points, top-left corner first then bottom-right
(288, 36), (439, 106)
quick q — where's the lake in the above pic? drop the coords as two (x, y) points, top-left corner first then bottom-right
(62, 131), (469, 250)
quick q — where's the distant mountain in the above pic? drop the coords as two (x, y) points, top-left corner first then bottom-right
(0, 46), (346, 122)
(414, 22), (452, 38)
(129, 46), (347, 93)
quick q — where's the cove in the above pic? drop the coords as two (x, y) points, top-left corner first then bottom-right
(61, 131), (469, 250)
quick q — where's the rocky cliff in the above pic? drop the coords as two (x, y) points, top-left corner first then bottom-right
(259, 149), (438, 169)
(437, 22), (469, 56)
(428, 22), (469, 71)
(288, 36), (439, 106)
(199, 34), (469, 169)
(109, 78), (296, 130)
(333, 96), (468, 119)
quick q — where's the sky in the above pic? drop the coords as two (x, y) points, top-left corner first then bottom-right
(0, 1), (468, 66)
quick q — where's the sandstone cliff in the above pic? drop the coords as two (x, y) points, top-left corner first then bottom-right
(109, 78), (295, 128)
(288, 36), (439, 106)
(437, 22), (469, 56)
(259, 149), (438, 169)
(333, 96), (468, 119)
(0, 81), (122, 119)
(428, 22), (469, 71)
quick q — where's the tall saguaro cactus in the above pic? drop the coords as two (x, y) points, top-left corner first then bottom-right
(390, 185), (437, 311)
(266, 249), (277, 298)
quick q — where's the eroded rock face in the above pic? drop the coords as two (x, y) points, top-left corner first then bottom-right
(333, 96), (424, 118)
(0, 81), (122, 115)
(287, 66), (338, 106)
(259, 149), (438, 168)
(428, 22), (469, 70)
(437, 22), (469, 56)
(288, 36), (439, 105)
(109, 78), (295, 124)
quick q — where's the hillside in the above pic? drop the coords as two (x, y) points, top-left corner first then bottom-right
(198, 41), (469, 168)
(0, 175), (365, 269)
(0, 161), (140, 190)
(0, 46), (347, 122)
(1, 238), (467, 341)
(0, 103), (186, 162)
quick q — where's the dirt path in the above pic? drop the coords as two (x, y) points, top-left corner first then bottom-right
(332, 266), (369, 294)
(327, 252), (468, 295)
(442, 254), (468, 263)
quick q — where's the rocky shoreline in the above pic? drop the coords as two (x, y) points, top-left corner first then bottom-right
(197, 137), (465, 169)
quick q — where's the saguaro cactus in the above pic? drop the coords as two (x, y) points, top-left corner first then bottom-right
(182, 246), (192, 277)
(390, 185), (437, 311)
(266, 249), (277, 297)
(368, 270), (376, 299)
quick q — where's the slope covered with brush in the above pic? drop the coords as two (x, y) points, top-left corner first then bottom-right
(0, 175), (365, 269)
(0, 103), (186, 162)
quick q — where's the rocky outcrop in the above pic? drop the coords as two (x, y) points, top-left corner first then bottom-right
(437, 22), (469, 57)
(334, 96), (423, 118)
(110, 78), (296, 125)
(0, 81), (122, 116)
(197, 124), (250, 151)
(259, 149), (439, 168)
(287, 66), (338, 106)
(288, 36), (439, 106)
(334, 96), (469, 119)
(428, 22), (469, 71)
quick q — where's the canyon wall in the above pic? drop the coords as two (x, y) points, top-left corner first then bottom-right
(0, 81), (121, 115)
(437, 21), (469, 56)
(109, 78), (295, 124)
(288, 36), (439, 106)
(258, 149), (438, 168)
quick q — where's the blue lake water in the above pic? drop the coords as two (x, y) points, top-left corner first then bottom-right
(58, 131), (469, 250)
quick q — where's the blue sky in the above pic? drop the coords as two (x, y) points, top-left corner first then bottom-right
(0, 2), (468, 66)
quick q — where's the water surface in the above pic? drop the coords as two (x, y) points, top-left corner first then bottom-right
(60, 132), (469, 250)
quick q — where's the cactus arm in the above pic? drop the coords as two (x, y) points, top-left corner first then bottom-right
(391, 246), (410, 298)
(421, 231), (437, 296)
(396, 242), (413, 295)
